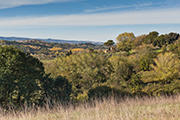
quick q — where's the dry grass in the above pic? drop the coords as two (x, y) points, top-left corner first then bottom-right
(50, 47), (63, 51)
(70, 48), (85, 52)
(1, 95), (180, 120)
(23, 45), (41, 50)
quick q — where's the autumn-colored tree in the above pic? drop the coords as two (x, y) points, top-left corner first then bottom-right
(131, 34), (147, 48)
(141, 52), (180, 83)
(116, 32), (135, 52)
(116, 32), (135, 42)
(151, 52), (180, 82)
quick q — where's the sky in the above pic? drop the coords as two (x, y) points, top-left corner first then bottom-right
(0, 0), (180, 42)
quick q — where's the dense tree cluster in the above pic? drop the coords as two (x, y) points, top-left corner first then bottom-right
(0, 45), (71, 109)
(1, 31), (180, 110)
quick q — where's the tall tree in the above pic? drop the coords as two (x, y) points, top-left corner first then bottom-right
(0, 45), (45, 107)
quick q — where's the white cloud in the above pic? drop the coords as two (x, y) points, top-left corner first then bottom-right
(0, 0), (75, 9)
(0, 7), (180, 27)
(84, 2), (161, 12)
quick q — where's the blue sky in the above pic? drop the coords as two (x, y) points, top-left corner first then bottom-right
(0, 0), (180, 42)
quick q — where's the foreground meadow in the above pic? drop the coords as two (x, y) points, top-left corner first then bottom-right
(1, 95), (180, 120)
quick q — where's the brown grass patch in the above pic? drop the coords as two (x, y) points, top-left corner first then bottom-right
(1, 95), (180, 120)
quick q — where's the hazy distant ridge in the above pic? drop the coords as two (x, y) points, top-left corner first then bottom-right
(0, 36), (103, 44)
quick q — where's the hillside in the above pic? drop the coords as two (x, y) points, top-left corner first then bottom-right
(0, 39), (108, 60)
(0, 36), (103, 44)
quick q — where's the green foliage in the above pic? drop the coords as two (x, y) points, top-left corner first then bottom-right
(139, 53), (155, 71)
(168, 44), (178, 53)
(55, 53), (112, 101)
(117, 41), (132, 52)
(116, 32), (135, 42)
(0, 45), (45, 108)
(153, 35), (166, 47)
(141, 52), (180, 84)
(88, 85), (113, 100)
(0, 45), (73, 109)
(1, 40), (108, 60)
(116, 32), (135, 52)
(1, 31), (180, 109)
(161, 45), (167, 54)
(42, 75), (72, 103)
(131, 34), (147, 48)
(165, 32), (179, 44)
(65, 50), (72, 56)
(88, 48), (94, 52)
(108, 55), (134, 87)
(41, 31), (180, 103)
(104, 40), (115, 46)
(143, 79), (180, 96)
(128, 73), (145, 95)
(144, 31), (159, 44)
(151, 52), (180, 82)
(88, 85), (129, 100)
(152, 33), (179, 47)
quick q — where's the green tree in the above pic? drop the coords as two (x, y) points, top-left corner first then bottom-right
(153, 35), (166, 47)
(165, 32), (179, 44)
(108, 55), (134, 88)
(144, 31), (159, 44)
(42, 75), (72, 103)
(104, 40), (115, 46)
(0, 45), (45, 108)
(139, 53), (155, 71)
(55, 53), (112, 101)
(128, 73), (145, 95)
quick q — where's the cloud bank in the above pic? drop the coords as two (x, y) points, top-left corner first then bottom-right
(0, 0), (75, 9)
(0, 7), (179, 27)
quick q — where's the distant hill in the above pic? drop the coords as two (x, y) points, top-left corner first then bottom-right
(0, 36), (103, 45)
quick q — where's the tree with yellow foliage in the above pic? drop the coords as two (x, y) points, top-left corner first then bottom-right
(151, 52), (180, 82)
(142, 52), (180, 83)
(116, 32), (135, 52)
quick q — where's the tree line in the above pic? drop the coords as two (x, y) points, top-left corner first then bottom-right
(1, 31), (180, 109)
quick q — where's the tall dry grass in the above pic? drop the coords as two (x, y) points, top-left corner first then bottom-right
(1, 95), (180, 120)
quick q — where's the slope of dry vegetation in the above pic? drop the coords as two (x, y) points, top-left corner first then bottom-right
(2, 95), (180, 120)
